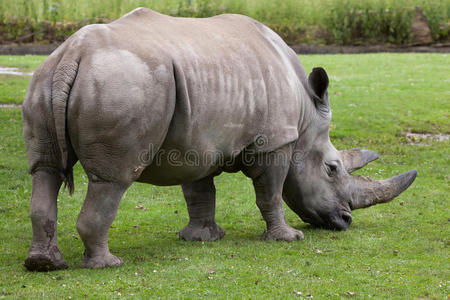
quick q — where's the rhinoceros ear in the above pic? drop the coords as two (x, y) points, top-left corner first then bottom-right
(340, 148), (379, 173)
(308, 67), (329, 104)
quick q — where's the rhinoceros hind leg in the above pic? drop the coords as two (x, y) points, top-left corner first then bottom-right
(179, 176), (225, 241)
(249, 146), (304, 242)
(24, 169), (68, 271)
(76, 181), (127, 268)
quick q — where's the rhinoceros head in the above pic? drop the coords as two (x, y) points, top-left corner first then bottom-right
(282, 67), (417, 230)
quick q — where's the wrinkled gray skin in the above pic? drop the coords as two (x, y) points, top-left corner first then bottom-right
(22, 8), (417, 271)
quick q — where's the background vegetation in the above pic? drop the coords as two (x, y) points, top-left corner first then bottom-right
(0, 0), (448, 45)
(0, 53), (449, 298)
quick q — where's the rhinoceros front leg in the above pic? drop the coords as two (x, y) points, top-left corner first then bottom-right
(76, 181), (127, 268)
(24, 169), (68, 271)
(250, 149), (304, 242)
(179, 176), (225, 241)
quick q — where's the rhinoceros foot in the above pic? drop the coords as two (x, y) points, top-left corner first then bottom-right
(262, 225), (304, 242)
(81, 252), (123, 269)
(179, 223), (225, 241)
(24, 246), (68, 272)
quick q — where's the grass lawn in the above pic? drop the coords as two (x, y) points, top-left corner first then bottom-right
(0, 55), (46, 105)
(0, 53), (448, 298)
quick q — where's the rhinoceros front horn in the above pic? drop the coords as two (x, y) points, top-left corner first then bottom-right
(340, 148), (379, 173)
(349, 170), (417, 209)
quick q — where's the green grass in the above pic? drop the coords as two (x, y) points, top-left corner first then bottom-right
(0, 53), (449, 298)
(0, 56), (46, 104)
(0, 74), (30, 104)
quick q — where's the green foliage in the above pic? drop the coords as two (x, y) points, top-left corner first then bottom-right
(0, 0), (448, 45)
(422, 0), (450, 41)
(0, 53), (449, 298)
(324, 0), (417, 45)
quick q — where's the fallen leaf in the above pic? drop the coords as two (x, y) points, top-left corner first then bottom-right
(347, 291), (355, 296)
(315, 249), (323, 254)
(333, 92), (342, 96)
(134, 205), (147, 211)
(206, 269), (216, 274)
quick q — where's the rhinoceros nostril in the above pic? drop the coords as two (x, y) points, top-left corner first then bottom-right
(341, 212), (352, 226)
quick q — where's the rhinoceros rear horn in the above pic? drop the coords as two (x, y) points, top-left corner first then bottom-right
(350, 170), (417, 210)
(340, 148), (379, 173)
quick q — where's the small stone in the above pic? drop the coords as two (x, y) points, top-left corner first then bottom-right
(410, 6), (433, 45)
(134, 205), (147, 211)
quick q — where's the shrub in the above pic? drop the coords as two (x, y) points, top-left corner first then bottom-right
(0, 0), (447, 45)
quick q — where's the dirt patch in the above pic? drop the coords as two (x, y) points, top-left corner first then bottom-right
(0, 104), (21, 108)
(0, 67), (33, 76)
(1, 43), (449, 56)
(405, 132), (450, 145)
(0, 43), (60, 55)
(290, 43), (450, 54)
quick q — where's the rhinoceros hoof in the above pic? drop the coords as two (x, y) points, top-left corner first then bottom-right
(262, 226), (304, 242)
(24, 246), (68, 272)
(179, 223), (226, 241)
(82, 253), (123, 269)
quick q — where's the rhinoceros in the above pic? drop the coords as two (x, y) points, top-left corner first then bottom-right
(22, 8), (417, 271)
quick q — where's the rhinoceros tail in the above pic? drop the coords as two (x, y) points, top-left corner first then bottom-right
(51, 56), (80, 195)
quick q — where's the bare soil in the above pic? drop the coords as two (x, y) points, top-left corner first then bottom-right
(0, 43), (449, 56)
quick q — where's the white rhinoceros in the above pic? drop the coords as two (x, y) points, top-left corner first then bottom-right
(22, 8), (416, 271)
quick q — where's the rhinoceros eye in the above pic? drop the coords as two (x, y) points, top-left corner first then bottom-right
(325, 162), (338, 177)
